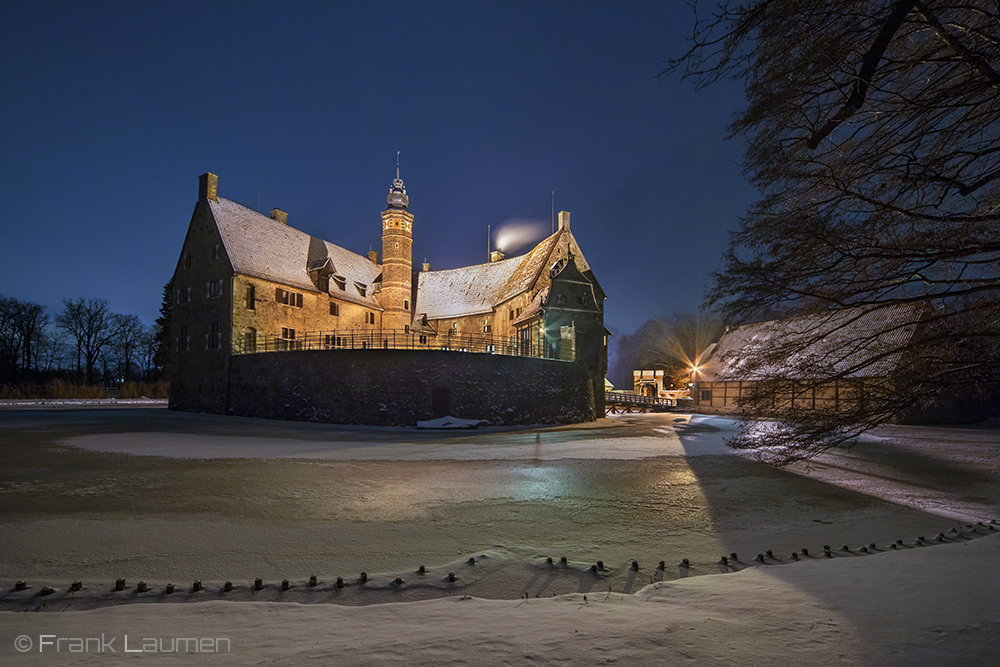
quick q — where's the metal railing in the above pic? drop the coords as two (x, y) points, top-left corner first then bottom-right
(606, 390), (675, 407)
(234, 329), (560, 360)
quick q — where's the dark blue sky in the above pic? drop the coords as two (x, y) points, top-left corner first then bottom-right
(1, 1), (752, 335)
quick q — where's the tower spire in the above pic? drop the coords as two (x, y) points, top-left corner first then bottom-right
(386, 152), (409, 210)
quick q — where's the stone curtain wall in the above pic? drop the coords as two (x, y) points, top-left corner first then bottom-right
(226, 350), (596, 426)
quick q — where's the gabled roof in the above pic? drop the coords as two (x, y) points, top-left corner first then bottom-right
(209, 197), (382, 308)
(700, 303), (924, 381)
(512, 286), (548, 326)
(414, 228), (592, 320)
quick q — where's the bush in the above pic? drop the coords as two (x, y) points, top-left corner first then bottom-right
(1, 379), (169, 400)
(119, 380), (169, 399)
(46, 379), (106, 399)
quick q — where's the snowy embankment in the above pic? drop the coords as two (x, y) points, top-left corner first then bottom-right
(2, 532), (996, 666)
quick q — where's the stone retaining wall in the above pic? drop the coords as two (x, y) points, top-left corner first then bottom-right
(224, 349), (596, 426)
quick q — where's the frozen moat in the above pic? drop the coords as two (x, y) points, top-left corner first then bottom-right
(1, 407), (998, 605)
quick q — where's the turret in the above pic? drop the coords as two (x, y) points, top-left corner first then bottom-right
(380, 156), (414, 329)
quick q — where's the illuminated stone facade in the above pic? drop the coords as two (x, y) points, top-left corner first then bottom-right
(169, 171), (607, 422)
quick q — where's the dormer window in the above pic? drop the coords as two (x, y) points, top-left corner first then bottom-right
(355, 282), (367, 296)
(307, 258), (332, 293)
(332, 276), (346, 291)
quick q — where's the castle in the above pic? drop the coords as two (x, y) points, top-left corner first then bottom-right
(168, 170), (607, 425)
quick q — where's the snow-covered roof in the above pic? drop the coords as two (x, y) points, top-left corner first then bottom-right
(210, 197), (382, 308)
(511, 286), (548, 326)
(415, 228), (592, 320)
(701, 303), (924, 381)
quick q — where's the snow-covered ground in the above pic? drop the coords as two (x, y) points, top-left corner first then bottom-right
(3, 532), (997, 666)
(1, 407), (998, 665)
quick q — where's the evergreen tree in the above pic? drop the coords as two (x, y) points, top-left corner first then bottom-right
(153, 279), (173, 380)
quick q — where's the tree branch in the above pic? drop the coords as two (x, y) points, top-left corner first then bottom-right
(914, 2), (1000, 88)
(807, 0), (922, 149)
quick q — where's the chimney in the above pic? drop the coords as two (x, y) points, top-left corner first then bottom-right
(270, 208), (288, 225)
(558, 210), (570, 231)
(422, 261), (430, 272)
(489, 250), (505, 263)
(368, 250), (378, 263)
(199, 173), (218, 202)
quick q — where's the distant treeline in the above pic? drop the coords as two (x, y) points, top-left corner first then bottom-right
(0, 291), (171, 390)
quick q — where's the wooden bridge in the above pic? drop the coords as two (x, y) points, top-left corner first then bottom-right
(604, 391), (675, 414)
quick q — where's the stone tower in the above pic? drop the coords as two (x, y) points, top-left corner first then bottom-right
(380, 160), (414, 330)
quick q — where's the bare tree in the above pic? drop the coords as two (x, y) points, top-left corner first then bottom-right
(0, 295), (48, 383)
(56, 298), (120, 385)
(34, 326), (72, 375)
(136, 324), (159, 381)
(109, 313), (145, 383)
(637, 313), (726, 389)
(666, 1), (1000, 462)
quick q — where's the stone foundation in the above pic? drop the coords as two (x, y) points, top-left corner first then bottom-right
(184, 349), (598, 426)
